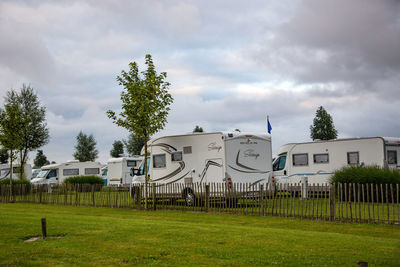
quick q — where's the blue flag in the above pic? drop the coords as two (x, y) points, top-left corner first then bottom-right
(267, 116), (272, 134)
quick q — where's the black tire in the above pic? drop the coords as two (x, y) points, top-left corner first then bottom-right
(184, 190), (196, 206)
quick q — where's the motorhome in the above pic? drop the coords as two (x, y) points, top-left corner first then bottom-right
(272, 137), (400, 184)
(0, 163), (32, 180)
(132, 131), (273, 202)
(31, 160), (102, 185)
(107, 156), (143, 186)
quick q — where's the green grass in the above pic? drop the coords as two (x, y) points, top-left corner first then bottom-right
(0, 204), (400, 266)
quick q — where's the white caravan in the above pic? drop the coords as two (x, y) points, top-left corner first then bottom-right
(0, 163), (32, 180)
(273, 137), (400, 184)
(132, 132), (273, 187)
(31, 160), (102, 185)
(107, 156), (143, 186)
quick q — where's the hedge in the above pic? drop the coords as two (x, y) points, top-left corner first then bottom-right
(330, 165), (400, 184)
(0, 179), (31, 185)
(64, 176), (104, 185)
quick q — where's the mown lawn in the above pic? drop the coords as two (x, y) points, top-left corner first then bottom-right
(0, 203), (399, 266)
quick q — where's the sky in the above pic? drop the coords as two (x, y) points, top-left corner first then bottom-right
(0, 0), (400, 164)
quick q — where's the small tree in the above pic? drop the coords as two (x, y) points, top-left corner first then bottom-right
(5, 85), (49, 179)
(73, 131), (98, 162)
(107, 54), (173, 209)
(123, 134), (145, 156)
(0, 101), (24, 197)
(33, 150), (49, 168)
(0, 147), (9, 164)
(110, 140), (124, 158)
(310, 106), (338, 140)
(193, 125), (204, 133)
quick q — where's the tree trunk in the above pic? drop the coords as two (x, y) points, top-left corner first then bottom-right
(9, 150), (13, 201)
(19, 149), (28, 180)
(144, 137), (148, 210)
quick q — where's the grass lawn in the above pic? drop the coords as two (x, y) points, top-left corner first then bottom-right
(0, 204), (399, 266)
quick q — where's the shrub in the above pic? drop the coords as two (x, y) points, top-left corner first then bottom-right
(0, 179), (31, 185)
(64, 175), (104, 185)
(330, 165), (400, 184)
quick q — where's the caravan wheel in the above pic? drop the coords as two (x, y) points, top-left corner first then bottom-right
(184, 190), (195, 206)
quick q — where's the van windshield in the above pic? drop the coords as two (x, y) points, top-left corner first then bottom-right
(138, 157), (150, 175)
(273, 155), (286, 171)
(37, 170), (49, 179)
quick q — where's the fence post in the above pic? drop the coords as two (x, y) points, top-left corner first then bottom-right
(41, 218), (47, 239)
(301, 176), (308, 199)
(152, 183), (156, 211)
(260, 184), (264, 216)
(91, 185), (95, 207)
(329, 184), (336, 221)
(205, 184), (210, 212)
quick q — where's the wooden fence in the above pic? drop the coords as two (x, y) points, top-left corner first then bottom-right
(0, 182), (399, 224)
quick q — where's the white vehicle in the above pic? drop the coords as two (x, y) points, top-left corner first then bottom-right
(31, 168), (41, 179)
(0, 163), (32, 180)
(107, 156), (143, 186)
(31, 160), (102, 185)
(273, 137), (400, 184)
(132, 131), (273, 189)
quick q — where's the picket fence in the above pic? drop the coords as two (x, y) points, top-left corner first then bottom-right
(0, 182), (399, 224)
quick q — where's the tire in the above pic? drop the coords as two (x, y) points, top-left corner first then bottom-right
(184, 190), (196, 206)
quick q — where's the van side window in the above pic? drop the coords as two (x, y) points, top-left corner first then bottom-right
(63, 168), (79, 176)
(293, 153), (308, 166)
(47, 169), (57, 178)
(127, 160), (137, 167)
(387, 150), (397, 164)
(171, 152), (182, 161)
(313, 153), (329, 164)
(153, 154), (166, 168)
(273, 155), (286, 171)
(347, 152), (359, 165)
(85, 168), (100, 175)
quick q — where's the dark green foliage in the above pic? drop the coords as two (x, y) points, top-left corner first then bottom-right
(73, 131), (98, 162)
(330, 165), (400, 184)
(193, 125), (204, 132)
(110, 140), (124, 158)
(123, 134), (145, 156)
(0, 179), (31, 185)
(33, 150), (49, 168)
(310, 106), (338, 140)
(0, 148), (8, 164)
(64, 176), (104, 185)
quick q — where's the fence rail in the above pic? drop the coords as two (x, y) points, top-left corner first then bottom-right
(1, 182), (399, 224)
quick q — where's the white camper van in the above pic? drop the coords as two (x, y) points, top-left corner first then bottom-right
(273, 137), (400, 184)
(31, 160), (102, 185)
(132, 131), (273, 188)
(0, 163), (32, 180)
(107, 156), (143, 186)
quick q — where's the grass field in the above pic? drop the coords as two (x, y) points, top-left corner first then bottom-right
(0, 204), (399, 266)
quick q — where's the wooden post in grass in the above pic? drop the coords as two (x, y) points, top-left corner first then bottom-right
(329, 184), (335, 221)
(205, 184), (210, 212)
(91, 185), (95, 207)
(260, 184), (264, 216)
(41, 218), (47, 239)
(152, 183), (156, 211)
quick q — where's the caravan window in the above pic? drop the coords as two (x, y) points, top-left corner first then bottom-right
(293, 153), (308, 166)
(127, 160), (137, 167)
(183, 146), (192, 154)
(273, 155), (286, 171)
(388, 150), (397, 164)
(47, 169), (57, 178)
(63, 168), (79, 176)
(171, 152), (182, 162)
(153, 154), (166, 168)
(85, 168), (99, 175)
(313, 153), (329, 164)
(347, 152), (359, 165)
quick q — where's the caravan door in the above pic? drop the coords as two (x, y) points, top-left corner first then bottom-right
(201, 158), (223, 183)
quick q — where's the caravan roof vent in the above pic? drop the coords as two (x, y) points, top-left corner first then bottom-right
(66, 160), (79, 163)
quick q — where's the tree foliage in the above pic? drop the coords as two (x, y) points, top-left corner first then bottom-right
(73, 131), (98, 162)
(123, 134), (145, 156)
(4, 85), (49, 178)
(34, 149), (49, 168)
(0, 147), (8, 164)
(107, 54), (173, 209)
(193, 125), (204, 133)
(310, 106), (338, 140)
(110, 140), (124, 158)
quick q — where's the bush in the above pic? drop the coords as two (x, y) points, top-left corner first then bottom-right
(64, 176), (104, 185)
(330, 165), (400, 184)
(0, 179), (31, 185)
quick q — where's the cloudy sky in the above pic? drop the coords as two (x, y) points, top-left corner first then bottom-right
(1, 0), (400, 164)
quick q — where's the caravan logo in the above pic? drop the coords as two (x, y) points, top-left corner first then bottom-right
(240, 139), (258, 145)
(208, 142), (222, 152)
(244, 149), (260, 159)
